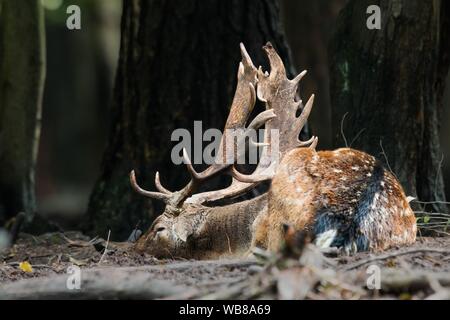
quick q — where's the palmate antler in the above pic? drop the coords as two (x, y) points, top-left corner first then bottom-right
(130, 43), (276, 211)
(229, 43), (318, 183)
(187, 42), (317, 203)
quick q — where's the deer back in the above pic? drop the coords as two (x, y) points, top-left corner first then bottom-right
(257, 147), (417, 253)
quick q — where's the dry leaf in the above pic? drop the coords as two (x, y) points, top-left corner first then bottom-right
(19, 261), (33, 273)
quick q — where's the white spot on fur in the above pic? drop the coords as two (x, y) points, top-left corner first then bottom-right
(371, 192), (380, 210)
(333, 169), (343, 173)
(352, 166), (360, 171)
(315, 229), (337, 248)
(366, 173), (372, 177)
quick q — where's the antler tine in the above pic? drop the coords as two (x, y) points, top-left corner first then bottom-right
(130, 170), (171, 202)
(292, 70), (307, 86)
(154, 171), (171, 194)
(247, 109), (276, 130)
(309, 137), (319, 150)
(297, 135), (316, 147)
(294, 94), (315, 146)
(230, 164), (275, 183)
(240, 42), (254, 71)
(190, 43), (316, 203)
(181, 148), (221, 180)
(261, 42), (286, 78)
(186, 178), (254, 204)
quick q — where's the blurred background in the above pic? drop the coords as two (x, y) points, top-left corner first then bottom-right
(36, 0), (121, 225)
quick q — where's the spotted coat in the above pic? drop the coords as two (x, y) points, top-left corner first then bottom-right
(252, 148), (417, 253)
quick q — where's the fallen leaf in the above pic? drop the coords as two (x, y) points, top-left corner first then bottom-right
(399, 292), (412, 300)
(19, 261), (33, 273)
(386, 259), (397, 268)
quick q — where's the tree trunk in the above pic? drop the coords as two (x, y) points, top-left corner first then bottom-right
(0, 0), (46, 231)
(86, 0), (296, 240)
(280, 0), (346, 150)
(329, 0), (449, 215)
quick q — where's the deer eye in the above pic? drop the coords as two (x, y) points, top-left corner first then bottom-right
(155, 226), (165, 233)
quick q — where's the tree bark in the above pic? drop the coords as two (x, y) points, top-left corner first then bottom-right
(329, 0), (449, 214)
(280, 0), (346, 150)
(0, 0), (46, 230)
(86, 0), (296, 239)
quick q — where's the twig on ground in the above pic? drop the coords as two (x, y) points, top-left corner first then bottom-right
(426, 290), (450, 300)
(414, 211), (450, 217)
(344, 248), (450, 271)
(380, 270), (450, 294)
(417, 227), (450, 236)
(0, 266), (189, 299)
(98, 230), (111, 265)
(412, 200), (450, 205)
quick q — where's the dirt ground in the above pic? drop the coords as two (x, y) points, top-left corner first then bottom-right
(1, 231), (450, 299)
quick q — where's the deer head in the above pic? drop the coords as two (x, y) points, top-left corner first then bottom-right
(130, 43), (316, 258)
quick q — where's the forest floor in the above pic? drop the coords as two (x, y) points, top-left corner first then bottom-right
(1, 231), (450, 299)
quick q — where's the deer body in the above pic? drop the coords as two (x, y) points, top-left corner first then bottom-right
(130, 43), (417, 259)
(253, 148), (417, 254)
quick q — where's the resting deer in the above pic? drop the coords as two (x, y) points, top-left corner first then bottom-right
(130, 43), (416, 259)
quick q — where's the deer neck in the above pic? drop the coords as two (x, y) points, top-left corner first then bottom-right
(188, 194), (267, 259)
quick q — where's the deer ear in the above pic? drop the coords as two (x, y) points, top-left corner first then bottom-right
(173, 222), (194, 243)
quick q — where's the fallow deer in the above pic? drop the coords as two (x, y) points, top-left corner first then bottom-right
(130, 43), (417, 259)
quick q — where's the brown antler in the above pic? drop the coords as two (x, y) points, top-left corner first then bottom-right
(187, 42), (317, 202)
(130, 43), (275, 210)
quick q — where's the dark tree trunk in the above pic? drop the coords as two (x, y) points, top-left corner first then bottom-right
(280, 0), (346, 150)
(86, 0), (296, 239)
(0, 0), (46, 232)
(329, 0), (449, 215)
